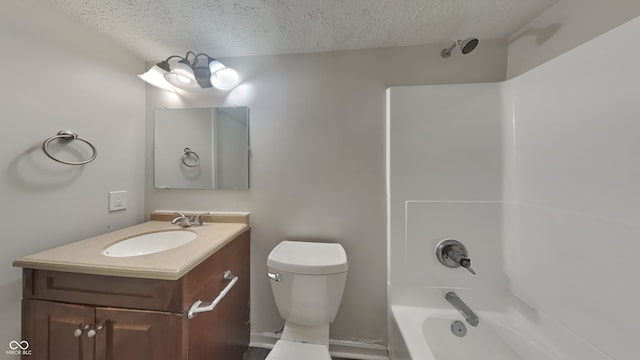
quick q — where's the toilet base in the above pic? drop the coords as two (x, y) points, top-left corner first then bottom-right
(281, 322), (329, 345)
(265, 340), (331, 360)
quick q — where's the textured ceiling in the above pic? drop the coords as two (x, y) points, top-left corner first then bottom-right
(45, 0), (558, 61)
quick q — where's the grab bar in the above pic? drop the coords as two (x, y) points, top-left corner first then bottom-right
(188, 270), (238, 319)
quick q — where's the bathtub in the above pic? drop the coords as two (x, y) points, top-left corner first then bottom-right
(391, 305), (565, 360)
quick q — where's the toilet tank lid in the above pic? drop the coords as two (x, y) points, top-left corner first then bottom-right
(267, 241), (348, 275)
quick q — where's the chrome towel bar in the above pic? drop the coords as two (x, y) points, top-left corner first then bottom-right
(188, 270), (238, 319)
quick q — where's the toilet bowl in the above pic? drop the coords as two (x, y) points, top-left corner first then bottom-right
(265, 241), (348, 360)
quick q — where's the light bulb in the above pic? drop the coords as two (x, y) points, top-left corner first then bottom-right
(208, 60), (226, 74)
(165, 60), (200, 90)
(175, 74), (192, 84)
(211, 67), (239, 90)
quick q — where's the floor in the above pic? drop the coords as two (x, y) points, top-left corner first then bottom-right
(244, 346), (349, 360)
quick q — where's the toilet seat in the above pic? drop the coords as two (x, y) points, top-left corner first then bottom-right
(265, 340), (331, 360)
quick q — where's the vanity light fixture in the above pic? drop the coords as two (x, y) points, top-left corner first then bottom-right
(138, 51), (239, 92)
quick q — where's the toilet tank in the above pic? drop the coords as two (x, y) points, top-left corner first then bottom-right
(267, 241), (348, 326)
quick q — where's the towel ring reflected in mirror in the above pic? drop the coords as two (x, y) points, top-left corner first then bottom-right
(181, 147), (200, 167)
(154, 106), (249, 190)
(42, 130), (97, 165)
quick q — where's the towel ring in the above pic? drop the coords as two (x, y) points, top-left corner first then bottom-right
(42, 130), (97, 165)
(181, 148), (200, 167)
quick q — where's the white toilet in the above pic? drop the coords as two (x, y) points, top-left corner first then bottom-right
(265, 240), (348, 360)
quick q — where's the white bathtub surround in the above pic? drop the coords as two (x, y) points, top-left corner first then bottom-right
(501, 15), (640, 359)
(386, 83), (504, 289)
(387, 16), (640, 360)
(403, 202), (508, 290)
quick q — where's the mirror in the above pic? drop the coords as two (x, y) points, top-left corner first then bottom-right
(154, 107), (249, 189)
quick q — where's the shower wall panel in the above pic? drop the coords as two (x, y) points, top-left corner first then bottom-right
(386, 83), (503, 286)
(504, 16), (640, 360)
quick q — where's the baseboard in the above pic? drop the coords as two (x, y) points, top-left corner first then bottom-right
(250, 332), (389, 360)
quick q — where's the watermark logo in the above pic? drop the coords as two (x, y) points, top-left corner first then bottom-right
(7, 340), (31, 356)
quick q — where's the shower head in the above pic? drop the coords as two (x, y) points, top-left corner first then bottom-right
(459, 38), (479, 54)
(441, 38), (479, 58)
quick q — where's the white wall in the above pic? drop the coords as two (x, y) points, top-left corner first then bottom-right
(504, 16), (640, 360)
(145, 42), (508, 346)
(507, 0), (640, 78)
(0, 1), (145, 356)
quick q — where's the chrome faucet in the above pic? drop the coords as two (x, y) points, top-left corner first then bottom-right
(171, 212), (210, 227)
(445, 292), (479, 327)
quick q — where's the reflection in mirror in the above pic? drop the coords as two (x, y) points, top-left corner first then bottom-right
(154, 107), (249, 190)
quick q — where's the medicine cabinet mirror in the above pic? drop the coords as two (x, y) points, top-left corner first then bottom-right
(154, 107), (249, 190)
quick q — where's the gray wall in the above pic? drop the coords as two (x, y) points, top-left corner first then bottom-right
(0, 1), (145, 357)
(145, 42), (508, 345)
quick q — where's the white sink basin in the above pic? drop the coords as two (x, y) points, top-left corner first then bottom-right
(103, 230), (197, 257)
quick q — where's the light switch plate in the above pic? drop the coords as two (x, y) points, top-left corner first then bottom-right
(108, 191), (127, 212)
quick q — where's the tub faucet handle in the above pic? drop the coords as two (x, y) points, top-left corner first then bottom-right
(451, 252), (476, 275)
(445, 247), (476, 275)
(436, 239), (477, 275)
(462, 262), (476, 275)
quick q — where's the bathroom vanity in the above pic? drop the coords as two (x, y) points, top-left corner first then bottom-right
(14, 212), (250, 360)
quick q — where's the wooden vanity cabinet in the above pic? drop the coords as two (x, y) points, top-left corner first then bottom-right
(20, 231), (250, 360)
(23, 300), (182, 360)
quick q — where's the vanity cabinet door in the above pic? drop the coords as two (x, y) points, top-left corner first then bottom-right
(22, 300), (184, 360)
(22, 299), (95, 360)
(94, 307), (184, 360)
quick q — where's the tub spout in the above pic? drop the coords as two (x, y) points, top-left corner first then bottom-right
(445, 292), (479, 327)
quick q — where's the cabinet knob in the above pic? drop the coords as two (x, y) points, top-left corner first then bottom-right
(74, 324), (90, 337)
(86, 325), (103, 338)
